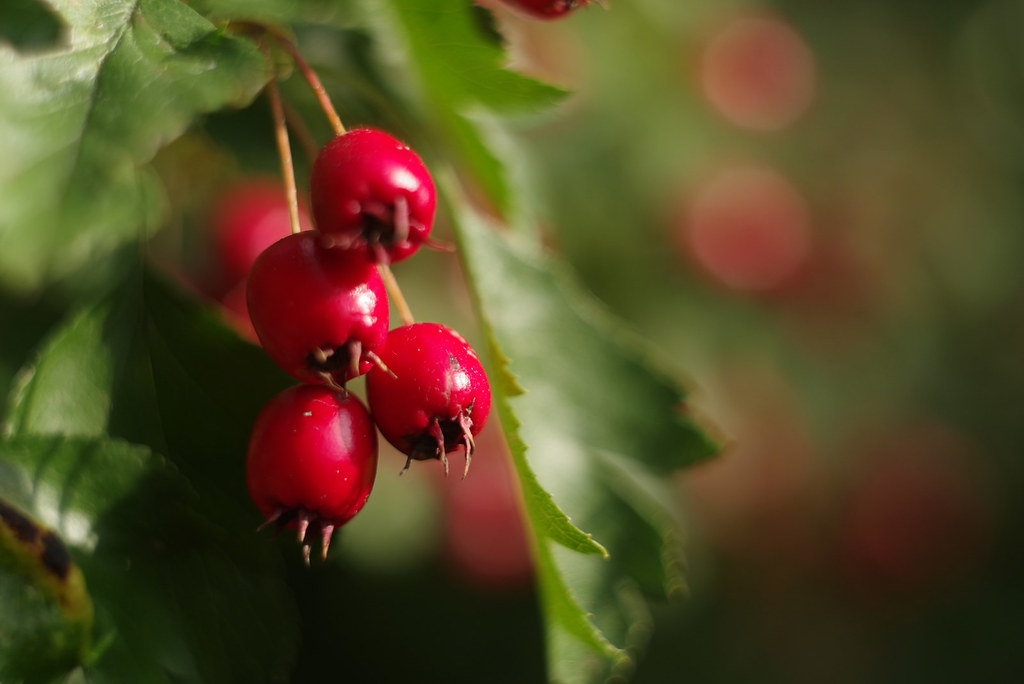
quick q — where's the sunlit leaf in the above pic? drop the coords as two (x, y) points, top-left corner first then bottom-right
(451, 198), (718, 682)
(0, 0), (267, 292)
(364, 0), (566, 214)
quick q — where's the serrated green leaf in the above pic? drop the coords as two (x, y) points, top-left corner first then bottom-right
(0, 0), (267, 293)
(363, 0), (566, 214)
(498, 407), (606, 557)
(451, 197), (719, 683)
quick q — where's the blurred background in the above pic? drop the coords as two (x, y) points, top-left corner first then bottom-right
(4, 0), (1024, 681)
(485, 0), (1024, 681)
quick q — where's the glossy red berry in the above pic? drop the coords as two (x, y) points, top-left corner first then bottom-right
(246, 231), (389, 387)
(366, 323), (491, 477)
(206, 178), (311, 296)
(247, 384), (378, 564)
(309, 128), (436, 264)
(497, 0), (594, 20)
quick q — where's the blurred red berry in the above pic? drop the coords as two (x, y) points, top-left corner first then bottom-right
(837, 422), (995, 600)
(700, 14), (816, 131)
(206, 178), (311, 297)
(679, 164), (811, 293)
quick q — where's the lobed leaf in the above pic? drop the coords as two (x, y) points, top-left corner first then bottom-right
(451, 198), (719, 683)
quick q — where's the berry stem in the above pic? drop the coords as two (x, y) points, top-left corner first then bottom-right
(268, 30), (346, 137)
(378, 264), (415, 327)
(262, 47), (303, 236)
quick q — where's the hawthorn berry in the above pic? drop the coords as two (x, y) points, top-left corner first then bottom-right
(366, 323), (491, 477)
(247, 384), (378, 564)
(205, 178), (311, 297)
(497, 0), (594, 20)
(246, 231), (389, 387)
(309, 128), (436, 264)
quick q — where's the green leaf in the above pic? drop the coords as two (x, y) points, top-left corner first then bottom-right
(6, 266), (293, 481)
(0, 435), (299, 682)
(4, 297), (128, 438)
(0, 0), (65, 54)
(451, 198), (719, 683)
(376, 2), (565, 114)
(0, 0), (267, 293)
(188, 0), (336, 25)
(363, 0), (566, 214)
(2, 267), (301, 681)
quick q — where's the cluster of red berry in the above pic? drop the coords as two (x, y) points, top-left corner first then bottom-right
(243, 127), (491, 564)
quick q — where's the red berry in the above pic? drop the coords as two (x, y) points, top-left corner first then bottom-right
(366, 323), (491, 477)
(206, 178), (311, 296)
(700, 14), (816, 131)
(497, 0), (594, 20)
(247, 384), (378, 564)
(837, 423), (993, 600)
(678, 164), (811, 293)
(246, 231), (389, 387)
(309, 128), (436, 264)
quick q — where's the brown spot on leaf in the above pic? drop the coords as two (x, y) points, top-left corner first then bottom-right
(40, 531), (72, 580)
(0, 498), (39, 544)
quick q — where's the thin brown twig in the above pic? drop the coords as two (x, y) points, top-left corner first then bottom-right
(261, 26), (346, 137)
(261, 46), (302, 235)
(230, 20), (345, 141)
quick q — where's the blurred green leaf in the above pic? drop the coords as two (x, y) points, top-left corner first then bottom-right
(1, 267), (300, 680)
(452, 199), (718, 683)
(0, 435), (299, 682)
(0, 0), (65, 53)
(364, 0), (566, 214)
(4, 297), (127, 438)
(0, 0), (267, 293)
(188, 0), (336, 25)
(6, 266), (294, 489)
